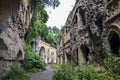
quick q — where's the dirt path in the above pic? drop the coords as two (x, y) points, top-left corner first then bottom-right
(30, 65), (55, 80)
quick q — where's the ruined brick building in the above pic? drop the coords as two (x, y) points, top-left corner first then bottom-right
(0, 0), (34, 71)
(57, 0), (120, 66)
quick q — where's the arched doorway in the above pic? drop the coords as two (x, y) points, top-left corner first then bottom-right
(81, 45), (90, 64)
(39, 47), (46, 61)
(109, 31), (120, 55)
(51, 52), (54, 62)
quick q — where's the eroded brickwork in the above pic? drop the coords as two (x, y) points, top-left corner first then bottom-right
(57, 0), (120, 65)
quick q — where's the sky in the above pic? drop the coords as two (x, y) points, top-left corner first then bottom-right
(45, 0), (75, 29)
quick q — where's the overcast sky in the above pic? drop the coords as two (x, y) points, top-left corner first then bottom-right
(45, 0), (75, 29)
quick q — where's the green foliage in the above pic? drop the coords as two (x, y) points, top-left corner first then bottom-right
(5, 64), (29, 80)
(46, 33), (56, 47)
(53, 61), (120, 80)
(21, 43), (46, 72)
(76, 66), (107, 80)
(46, 26), (61, 47)
(104, 54), (120, 79)
(25, 0), (60, 43)
(53, 62), (79, 80)
(36, 0), (60, 8)
(25, 16), (48, 43)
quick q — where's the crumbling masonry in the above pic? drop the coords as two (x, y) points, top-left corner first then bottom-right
(0, 0), (34, 71)
(57, 0), (120, 66)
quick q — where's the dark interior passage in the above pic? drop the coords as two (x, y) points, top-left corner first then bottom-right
(109, 31), (120, 55)
(76, 48), (79, 65)
(81, 46), (90, 64)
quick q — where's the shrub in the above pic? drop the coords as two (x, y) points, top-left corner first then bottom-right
(5, 64), (29, 80)
(53, 63), (115, 80)
(53, 50), (120, 80)
(76, 66), (108, 80)
(104, 54), (120, 79)
(21, 43), (46, 72)
(53, 62), (79, 80)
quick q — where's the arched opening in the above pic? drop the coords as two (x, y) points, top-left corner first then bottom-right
(0, 38), (8, 50)
(73, 15), (77, 25)
(0, 38), (8, 60)
(81, 45), (90, 64)
(79, 8), (86, 26)
(17, 50), (23, 60)
(39, 47), (46, 61)
(109, 31), (120, 55)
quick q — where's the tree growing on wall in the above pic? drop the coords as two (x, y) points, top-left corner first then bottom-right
(25, 0), (60, 43)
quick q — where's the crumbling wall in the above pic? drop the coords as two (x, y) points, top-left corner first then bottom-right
(0, 0), (33, 72)
(57, 0), (120, 65)
(76, 0), (108, 63)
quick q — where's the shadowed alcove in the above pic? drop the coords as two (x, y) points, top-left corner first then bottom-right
(109, 31), (120, 55)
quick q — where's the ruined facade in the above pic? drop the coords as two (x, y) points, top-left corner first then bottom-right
(57, 0), (120, 66)
(0, 0), (34, 71)
(32, 36), (57, 63)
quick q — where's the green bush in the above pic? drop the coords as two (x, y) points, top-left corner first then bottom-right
(4, 43), (46, 80)
(53, 62), (79, 80)
(53, 62), (119, 80)
(5, 64), (29, 80)
(77, 66), (108, 80)
(21, 43), (46, 72)
(53, 50), (120, 80)
(104, 54), (120, 79)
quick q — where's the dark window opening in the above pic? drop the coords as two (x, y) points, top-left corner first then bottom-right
(81, 46), (90, 64)
(73, 15), (77, 25)
(76, 48), (79, 65)
(109, 31), (120, 55)
(79, 9), (86, 25)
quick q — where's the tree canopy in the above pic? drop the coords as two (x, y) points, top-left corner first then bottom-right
(25, 0), (61, 48)
(46, 26), (61, 47)
(35, 0), (60, 8)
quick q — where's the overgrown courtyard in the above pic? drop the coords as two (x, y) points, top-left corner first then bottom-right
(0, 0), (120, 80)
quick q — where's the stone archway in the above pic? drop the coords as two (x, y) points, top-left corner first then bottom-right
(81, 45), (90, 64)
(108, 31), (120, 55)
(108, 24), (120, 55)
(39, 46), (46, 62)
